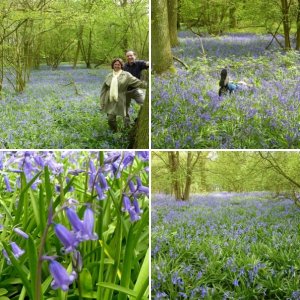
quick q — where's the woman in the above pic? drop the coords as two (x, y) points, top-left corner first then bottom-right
(100, 58), (146, 132)
(219, 68), (253, 96)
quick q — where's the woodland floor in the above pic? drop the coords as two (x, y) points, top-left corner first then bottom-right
(152, 33), (300, 149)
(0, 65), (140, 149)
(152, 192), (300, 299)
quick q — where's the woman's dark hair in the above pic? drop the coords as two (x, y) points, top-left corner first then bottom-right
(219, 68), (228, 88)
(111, 58), (124, 69)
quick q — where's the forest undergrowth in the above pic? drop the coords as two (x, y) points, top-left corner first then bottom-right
(152, 33), (300, 149)
(0, 65), (140, 149)
(152, 192), (300, 299)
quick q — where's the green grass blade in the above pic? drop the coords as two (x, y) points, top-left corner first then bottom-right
(2, 242), (33, 300)
(97, 282), (138, 298)
(27, 235), (38, 300)
(15, 171), (42, 225)
(133, 248), (149, 300)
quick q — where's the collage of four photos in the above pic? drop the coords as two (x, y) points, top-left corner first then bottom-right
(0, 0), (300, 299)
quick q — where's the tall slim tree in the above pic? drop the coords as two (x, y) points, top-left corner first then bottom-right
(296, 0), (300, 50)
(281, 0), (291, 49)
(167, 0), (179, 46)
(152, 0), (174, 73)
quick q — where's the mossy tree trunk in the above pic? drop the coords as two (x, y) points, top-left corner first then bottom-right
(152, 0), (174, 73)
(133, 89), (149, 149)
(167, 0), (179, 47)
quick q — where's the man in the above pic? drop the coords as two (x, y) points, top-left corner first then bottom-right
(124, 50), (149, 123)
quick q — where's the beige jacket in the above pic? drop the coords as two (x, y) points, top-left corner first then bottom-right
(100, 70), (146, 116)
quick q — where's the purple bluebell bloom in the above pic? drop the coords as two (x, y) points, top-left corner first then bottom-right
(2, 249), (11, 265)
(122, 195), (131, 212)
(128, 180), (136, 193)
(136, 177), (149, 197)
(111, 162), (121, 179)
(99, 173), (109, 191)
(66, 207), (98, 241)
(4, 175), (12, 192)
(33, 155), (45, 168)
(54, 224), (78, 253)
(65, 208), (84, 232)
(13, 228), (29, 239)
(10, 242), (25, 258)
(233, 278), (239, 286)
(104, 152), (121, 164)
(72, 250), (83, 272)
(95, 184), (106, 200)
(133, 198), (141, 214)
(136, 151), (149, 161)
(0, 153), (3, 170)
(45, 155), (63, 175)
(128, 207), (141, 222)
(82, 207), (98, 241)
(123, 152), (135, 168)
(49, 260), (77, 291)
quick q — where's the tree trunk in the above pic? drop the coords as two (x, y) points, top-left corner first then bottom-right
(177, 0), (181, 29)
(200, 156), (207, 192)
(132, 89), (149, 148)
(86, 28), (92, 68)
(183, 152), (192, 200)
(168, 151), (182, 200)
(152, 0), (174, 73)
(73, 25), (84, 68)
(229, 5), (237, 28)
(296, 0), (300, 50)
(167, 0), (179, 47)
(281, 0), (291, 50)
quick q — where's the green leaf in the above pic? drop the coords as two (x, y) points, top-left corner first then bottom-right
(2, 242), (33, 300)
(79, 268), (93, 292)
(27, 235), (38, 300)
(15, 171), (42, 225)
(42, 275), (52, 294)
(0, 278), (22, 286)
(97, 282), (138, 298)
(0, 297), (10, 300)
(133, 248), (149, 300)
(0, 289), (8, 296)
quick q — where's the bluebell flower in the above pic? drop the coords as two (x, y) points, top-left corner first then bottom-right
(122, 152), (135, 168)
(3, 242), (25, 264)
(128, 180), (136, 193)
(54, 224), (78, 253)
(13, 228), (29, 239)
(49, 260), (77, 291)
(136, 151), (149, 161)
(72, 250), (83, 272)
(111, 162), (121, 179)
(82, 207), (98, 241)
(98, 173), (108, 191)
(122, 195), (131, 212)
(65, 208), (84, 233)
(10, 242), (25, 258)
(128, 207), (141, 222)
(136, 177), (149, 197)
(95, 184), (106, 200)
(4, 175), (12, 192)
(233, 278), (239, 286)
(133, 198), (141, 214)
(2, 249), (11, 264)
(33, 155), (45, 168)
(104, 152), (121, 164)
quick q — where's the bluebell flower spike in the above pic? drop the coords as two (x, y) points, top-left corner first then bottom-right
(49, 260), (77, 291)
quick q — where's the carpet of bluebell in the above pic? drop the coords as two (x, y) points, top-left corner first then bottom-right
(0, 65), (140, 149)
(152, 192), (300, 299)
(152, 33), (300, 149)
